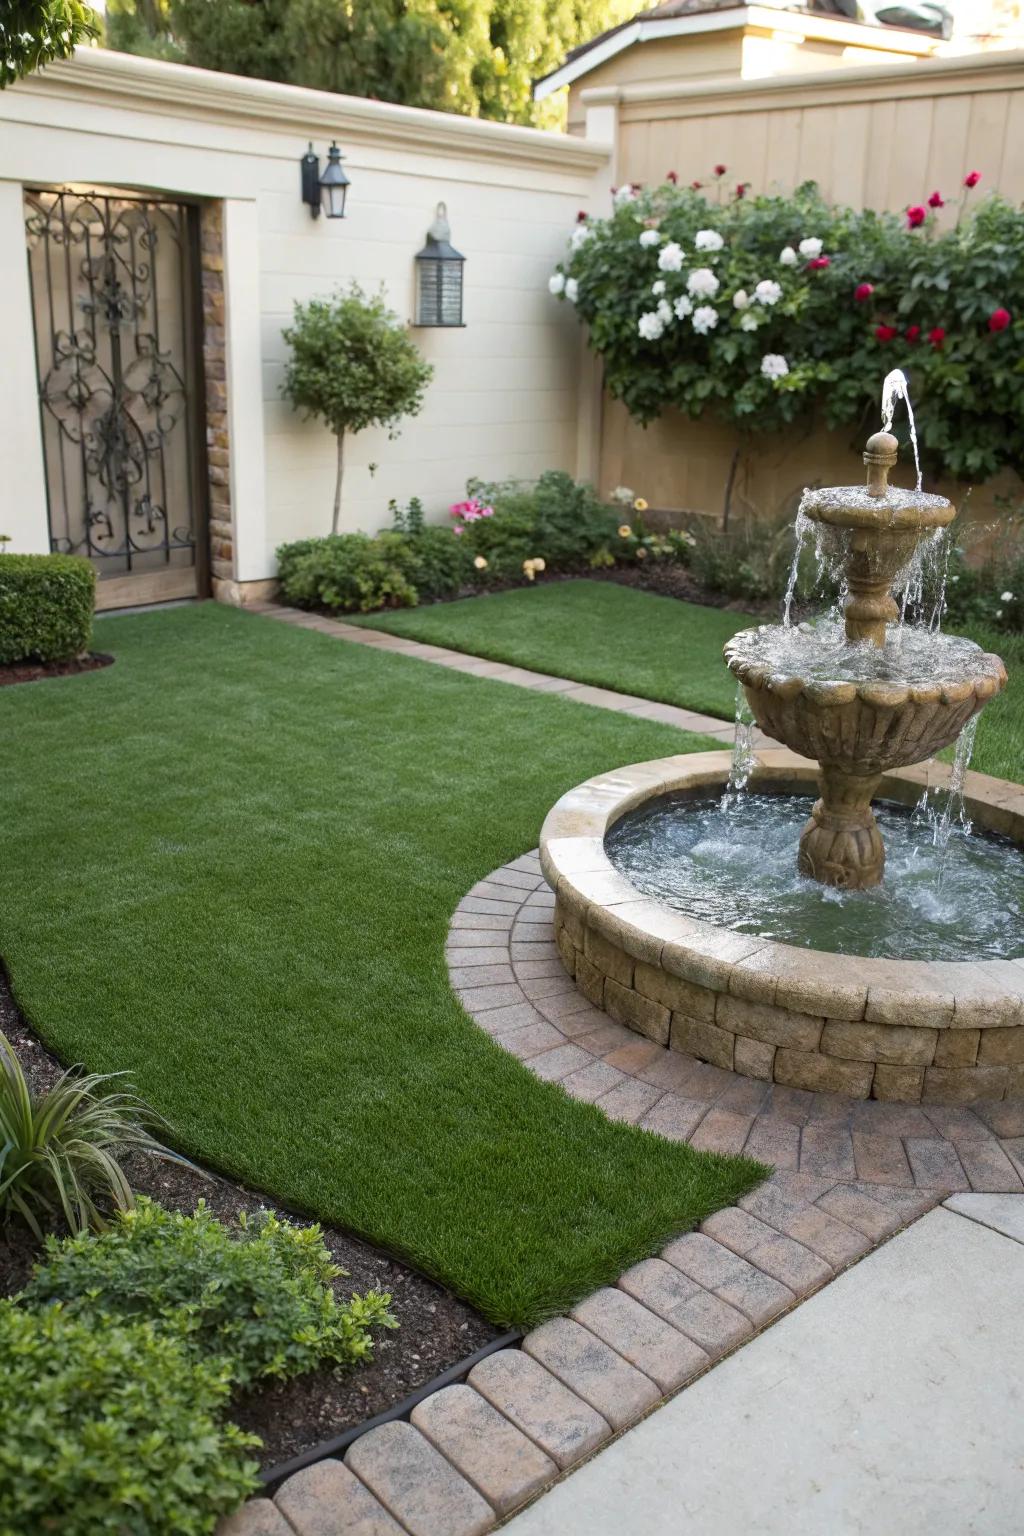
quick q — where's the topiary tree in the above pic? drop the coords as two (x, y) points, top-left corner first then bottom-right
(1, 0), (98, 86)
(282, 284), (433, 534)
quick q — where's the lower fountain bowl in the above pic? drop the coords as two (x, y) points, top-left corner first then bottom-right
(540, 750), (1024, 1105)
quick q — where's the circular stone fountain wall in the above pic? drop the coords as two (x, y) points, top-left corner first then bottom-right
(540, 750), (1024, 1105)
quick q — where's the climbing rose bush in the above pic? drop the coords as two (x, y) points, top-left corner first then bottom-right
(551, 172), (1024, 479)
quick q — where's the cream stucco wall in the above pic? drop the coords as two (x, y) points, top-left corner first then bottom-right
(0, 49), (611, 585)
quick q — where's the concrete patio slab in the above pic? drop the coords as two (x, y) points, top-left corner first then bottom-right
(945, 1191), (1024, 1244)
(504, 1207), (1024, 1536)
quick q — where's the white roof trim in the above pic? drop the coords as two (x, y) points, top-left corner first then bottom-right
(533, 3), (933, 101)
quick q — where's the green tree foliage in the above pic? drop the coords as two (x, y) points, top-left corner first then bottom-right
(282, 285), (433, 534)
(102, 0), (638, 123)
(1, 0), (98, 85)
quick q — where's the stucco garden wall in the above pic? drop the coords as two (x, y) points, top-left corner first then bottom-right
(0, 48), (610, 597)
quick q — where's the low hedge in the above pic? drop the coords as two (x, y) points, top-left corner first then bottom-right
(0, 552), (95, 665)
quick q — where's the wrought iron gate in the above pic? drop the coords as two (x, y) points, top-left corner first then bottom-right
(24, 188), (208, 606)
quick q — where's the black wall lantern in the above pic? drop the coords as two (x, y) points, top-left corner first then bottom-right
(301, 141), (350, 220)
(415, 203), (465, 327)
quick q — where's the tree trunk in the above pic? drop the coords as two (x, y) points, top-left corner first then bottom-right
(331, 431), (345, 535)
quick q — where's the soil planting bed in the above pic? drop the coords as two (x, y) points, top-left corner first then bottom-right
(0, 653), (113, 687)
(0, 971), (497, 1471)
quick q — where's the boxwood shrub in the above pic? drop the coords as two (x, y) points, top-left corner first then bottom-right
(0, 1302), (260, 1536)
(0, 552), (95, 664)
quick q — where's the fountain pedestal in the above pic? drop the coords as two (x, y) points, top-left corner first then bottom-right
(798, 768), (884, 889)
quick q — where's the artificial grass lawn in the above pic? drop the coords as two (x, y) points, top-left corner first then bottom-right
(0, 604), (762, 1328)
(356, 582), (1023, 784)
(355, 581), (751, 720)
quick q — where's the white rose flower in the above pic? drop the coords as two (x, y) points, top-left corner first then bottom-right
(656, 298), (673, 324)
(761, 353), (789, 380)
(779, 246), (798, 266)
(651, 279), (666, 296)
(687, 267), (720, 299)
(1001, 590), (1015, 602)
(754, 279), (782, 306)
(657, 241), (685, 272)
(798, 237), (823, 259)
(548, 272), (566, 295)
(732, 289), (751, 310)
(613, 184), (637, 206)
(638, 228), (662, 247)
(674, 295), (693, 320)
(739, 312), (759, 331)
(569, 225), (591, 252)
(695, 228), (725, 253)
(611, 486), (635, 505)
(638, 311), (665, 341)
(564, 277), (579, 303)
(995, 609), (1004, 619)
(691, 305), (718, 335)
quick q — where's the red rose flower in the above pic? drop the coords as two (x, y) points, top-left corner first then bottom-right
(736, 182), (749, 199)
(989, 307), (1012, 332)
(906, 205), (927, 228)
(666, 170), (679, 184)
(691, 180), (703, 191)
(576, 210), (588, 223)
(906, 325), (921, 342)
(875, 325), (898, 342)
(964, 171), (981, 188)
(714, 163), (727, 177)
(928, 191), (944, 209)
(929, 327), (946, 348)
(854, 282), (874, 302)
(807, 256), (831, 270)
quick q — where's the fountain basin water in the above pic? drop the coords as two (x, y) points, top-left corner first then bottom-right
(541, 750), (1024, 1105)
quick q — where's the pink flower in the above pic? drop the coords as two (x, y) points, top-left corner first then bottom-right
(481, 506), (494, 517)
(452, 525), (464, 536)
(854, 282), (874, 302)
(875, 324), (898, 342)
(989, 307), (1012, 332)
(807, 256), (830, 270)
(929, 326), (946, 348)
(964, 170), (981, 188)
(928, 190), (944, 208)
(906, 324), (921, 343)
(906, 205), (927, 228)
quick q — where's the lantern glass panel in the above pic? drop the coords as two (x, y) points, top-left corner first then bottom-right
(418, 258), (463, 326)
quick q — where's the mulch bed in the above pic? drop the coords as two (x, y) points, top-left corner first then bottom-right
(0, 971), (497, 1472)
(0, 653), (114, 688)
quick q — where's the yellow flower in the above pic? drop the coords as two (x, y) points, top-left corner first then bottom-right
(636, 546), (647, 560)
(633, 497), (649, 512)
(618, 524), (632, 539)
(473, 555), (488, 570)
(523, 559), (537, 581)
(533, 558), (546, 573)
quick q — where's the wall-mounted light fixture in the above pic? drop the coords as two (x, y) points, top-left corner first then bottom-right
(414, 203), (465, 326)
(300, 141), (350, 220)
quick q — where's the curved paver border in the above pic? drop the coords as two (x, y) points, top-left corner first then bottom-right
(540, 749), (1024, 1104)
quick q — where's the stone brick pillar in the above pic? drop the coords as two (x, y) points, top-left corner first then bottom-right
(199, 203), (234, 599)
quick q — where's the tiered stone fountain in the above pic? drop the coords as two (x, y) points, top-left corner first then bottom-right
(542, 428), (1023, 1104)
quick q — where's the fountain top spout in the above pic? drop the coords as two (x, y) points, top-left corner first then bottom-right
(863, 430), (898, 499)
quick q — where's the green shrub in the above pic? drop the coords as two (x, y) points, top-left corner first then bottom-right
(277, 531), (418, 613)
(390, 500), (474, 600)
(455, 471), (620, 577)
(939, 513), (1024, 635)
(0, 1301), (260, 1536)
(0, 551), (95, 664)
(0, 1030), (173, 1240)
(684, 515), (799, 604)
(21, 1196), (396, 1387)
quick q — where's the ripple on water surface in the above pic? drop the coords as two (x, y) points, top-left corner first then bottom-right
(605, 793), (1024, 962)
(727, 620), (1004, 689)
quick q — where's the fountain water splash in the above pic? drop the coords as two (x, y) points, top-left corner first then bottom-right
(722, 684), (757, 807)
(913, 716), (979, 854)
(881, 368), (923, 492)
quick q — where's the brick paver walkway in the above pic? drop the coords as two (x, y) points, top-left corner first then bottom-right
(219, 607), (1021, 1536)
